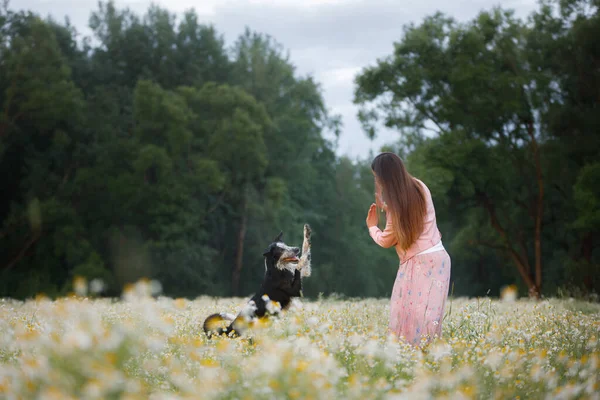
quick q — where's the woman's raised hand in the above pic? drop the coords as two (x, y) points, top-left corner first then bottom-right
(366, 203), (378, 228)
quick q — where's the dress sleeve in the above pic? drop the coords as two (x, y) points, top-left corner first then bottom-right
(368, 212), (398, 248)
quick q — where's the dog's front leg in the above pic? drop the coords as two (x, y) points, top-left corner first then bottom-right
(290, 268), (303, 297)
(297, 224), (312, 277)
(279, 268), (303, 297)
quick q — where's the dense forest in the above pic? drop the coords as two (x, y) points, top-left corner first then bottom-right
(0, 0), (598, 300)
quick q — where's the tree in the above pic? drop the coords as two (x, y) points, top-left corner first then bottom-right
(528, 0), (600, 294)
(0, 10), (106, 296)
(180, 82), (271, 295)
(354, 8), (549, 297)
(228, 29), (346, 294)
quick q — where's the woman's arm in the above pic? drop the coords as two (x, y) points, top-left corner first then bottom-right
(368, 211), (397, 248)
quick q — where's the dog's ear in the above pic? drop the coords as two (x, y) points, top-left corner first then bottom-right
(273, 231), (283, 242)
(263, 244), (273, 257)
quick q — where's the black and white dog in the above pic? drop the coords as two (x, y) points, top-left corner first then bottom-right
(203, 224), (312, 338)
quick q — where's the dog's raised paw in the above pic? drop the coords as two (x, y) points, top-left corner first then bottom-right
(303, 224), (312, 239)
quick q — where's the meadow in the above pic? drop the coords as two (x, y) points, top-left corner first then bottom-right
(1, 280), (599, 400)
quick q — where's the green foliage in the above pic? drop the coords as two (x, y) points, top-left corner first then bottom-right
(573, 162), (600, 230)
(355, 0), (600, 298)
(0, 0), (351, 299)
(0, 0), (598, 300)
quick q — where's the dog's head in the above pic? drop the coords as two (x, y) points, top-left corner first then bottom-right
(263, 231), (300, 272)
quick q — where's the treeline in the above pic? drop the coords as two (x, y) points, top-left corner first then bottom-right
(0, 0), (598, 300)
(0, 0), (398, 299)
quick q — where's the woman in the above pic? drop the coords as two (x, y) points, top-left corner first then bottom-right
(366, 152), (451, 347)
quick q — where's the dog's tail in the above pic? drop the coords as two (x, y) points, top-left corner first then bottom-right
(203, 312), (240, 338)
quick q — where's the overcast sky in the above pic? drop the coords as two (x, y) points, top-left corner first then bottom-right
(19, 0), (539, 160)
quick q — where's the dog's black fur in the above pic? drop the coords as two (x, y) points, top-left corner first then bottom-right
(203, 224), (312, 338)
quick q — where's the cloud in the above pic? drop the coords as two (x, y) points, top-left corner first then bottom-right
(16, 0), (540, 159)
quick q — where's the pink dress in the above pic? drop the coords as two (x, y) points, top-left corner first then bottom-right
(368, 179), (451, 347)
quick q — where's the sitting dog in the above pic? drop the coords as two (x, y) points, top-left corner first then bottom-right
(203, 224), (312, 338)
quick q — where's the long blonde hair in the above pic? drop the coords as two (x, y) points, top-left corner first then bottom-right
(371, 152), (426, 251)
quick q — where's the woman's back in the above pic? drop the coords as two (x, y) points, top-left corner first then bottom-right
(369, 178), (442, 264)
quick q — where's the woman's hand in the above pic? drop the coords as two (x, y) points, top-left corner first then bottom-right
(366, 203), (378, 228)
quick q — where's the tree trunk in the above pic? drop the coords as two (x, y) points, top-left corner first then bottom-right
(232, 193), (248, 296)
(527, 121), (544, 297)
(507, 248), (540, 299)
(3, 232), (42, 272)
(478, 192), (541, 299)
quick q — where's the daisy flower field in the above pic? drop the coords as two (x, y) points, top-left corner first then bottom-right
(1, 279), (599, 399)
